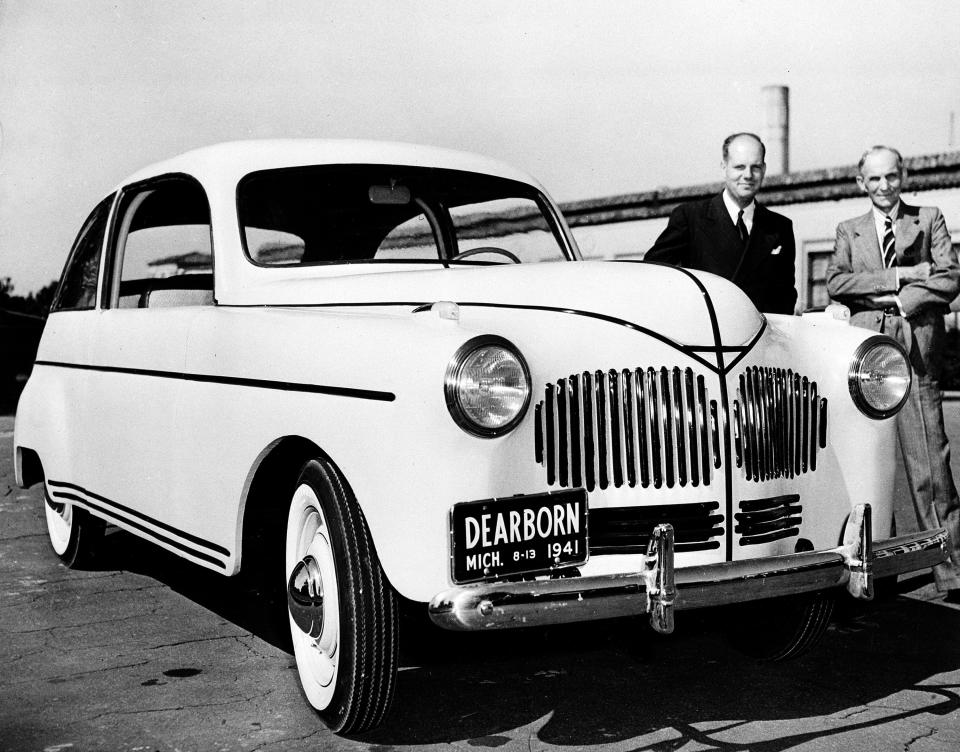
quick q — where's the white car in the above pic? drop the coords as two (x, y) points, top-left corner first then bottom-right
(14, 140), (948, 733)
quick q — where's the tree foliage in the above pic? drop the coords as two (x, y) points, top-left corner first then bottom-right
(0, 277), (59, 318)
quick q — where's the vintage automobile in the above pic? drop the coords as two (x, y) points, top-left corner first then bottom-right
(14, 140), (950, 733)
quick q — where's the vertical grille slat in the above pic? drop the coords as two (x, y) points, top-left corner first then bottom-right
(801, 377), (810, 473)
(569, 374), (583, 489)
(673, 367), (688, 487)
(596, 370), (609, 490)
(610, 371), (624, 489)
(636, 369), (650, 489)
(557, 377), (569, 486)
(697, 375), (711, 482)
(810, 383), (819, 471)
(622, 369), (637, 488)
(647, 368), (663, 489)
(660, 367), (676, 488)
(534, 403), (544, 465)
(583, 372), (596, 492)
(793, 373), (803, 475)
(684, 369), (699, 487)
(544, 384), (556, 486)
(710, 400), (721, 470)
(730, 367), (828, 483)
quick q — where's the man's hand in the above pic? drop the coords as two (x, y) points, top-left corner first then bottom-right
(866, 293), (899, 308)
(899, 261), (931, 284)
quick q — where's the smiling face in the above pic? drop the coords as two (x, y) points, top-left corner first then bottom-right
(857, 148), (905, 213)
(722, 135), (766, 208)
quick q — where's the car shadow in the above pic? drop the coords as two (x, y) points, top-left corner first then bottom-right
(91, 528), (960, 749)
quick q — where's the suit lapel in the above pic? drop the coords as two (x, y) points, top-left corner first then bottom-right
(896, 201), (921, 261)
(851, 210), (882, 269)
(733, 203), (777, 281)
(706, 193), (747, 277)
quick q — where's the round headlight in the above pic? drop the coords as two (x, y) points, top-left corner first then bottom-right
(445, 335), (531, 438)
(848, 335), (911, 419)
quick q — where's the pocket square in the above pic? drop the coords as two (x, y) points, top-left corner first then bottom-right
(770, 245), (782, 255)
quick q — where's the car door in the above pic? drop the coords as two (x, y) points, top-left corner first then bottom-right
(82, 175), (217, 561)
(33, 194), (115, 488)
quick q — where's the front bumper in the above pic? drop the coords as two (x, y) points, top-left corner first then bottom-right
(428, 504), (949, 634)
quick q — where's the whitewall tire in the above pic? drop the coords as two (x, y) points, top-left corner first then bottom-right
(44, 491), (105, 568)
(285, 458), (398, 733)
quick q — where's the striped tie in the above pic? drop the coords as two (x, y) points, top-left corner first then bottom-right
(883, 214), (896, 268)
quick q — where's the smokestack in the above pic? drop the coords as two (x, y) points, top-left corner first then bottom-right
(762, 85), (789, 175)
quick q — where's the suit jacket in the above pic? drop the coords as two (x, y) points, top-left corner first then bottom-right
(825, 201), (960, 377)
(645, 193), (798, 314)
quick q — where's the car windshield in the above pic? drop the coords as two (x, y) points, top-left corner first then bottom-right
(237, 164), (571, 266)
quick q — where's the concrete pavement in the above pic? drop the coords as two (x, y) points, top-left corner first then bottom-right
(4, 412), (960, 751)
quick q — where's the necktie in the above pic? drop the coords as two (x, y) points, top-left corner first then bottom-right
(736, 209), (748, 246)
(883, 214), (897, 267)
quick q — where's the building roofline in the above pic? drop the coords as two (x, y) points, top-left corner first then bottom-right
(559, 151), (960, 227)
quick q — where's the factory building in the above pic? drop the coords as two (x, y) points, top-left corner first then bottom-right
(563, 86), (960, 316)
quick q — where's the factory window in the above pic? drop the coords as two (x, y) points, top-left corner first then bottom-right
(802, 240), (834, 311)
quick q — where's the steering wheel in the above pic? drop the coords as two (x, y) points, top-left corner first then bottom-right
(450, 246), (521, 264)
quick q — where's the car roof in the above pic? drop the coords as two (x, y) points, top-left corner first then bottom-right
(118, 139), (546, 192)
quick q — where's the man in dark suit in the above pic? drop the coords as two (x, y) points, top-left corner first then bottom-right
(645, 132), (797, 314)
(826, 144), (960, 600)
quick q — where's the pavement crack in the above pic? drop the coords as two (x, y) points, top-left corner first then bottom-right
(0, 531), (48, 542)
(10, 611), (160, 635)
(903, 727), (937, 750)
(14, 659), (155, 686)
(148, 634), (241, 651)
(248, 728), (326, 751)
(86, 695), (253, 722)
(833, 706), (873, 720)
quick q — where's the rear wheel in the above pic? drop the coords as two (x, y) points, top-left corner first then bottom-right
(726, 590), (835, 661)
(44, 492), (105, 568)
(285, 458), (398, 733)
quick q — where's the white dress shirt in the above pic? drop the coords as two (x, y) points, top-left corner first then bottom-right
(870, 200), (903, 311)
(722, 190), (755, 233)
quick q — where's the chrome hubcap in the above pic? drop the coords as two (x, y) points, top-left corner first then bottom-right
(288, 555), (325, 638)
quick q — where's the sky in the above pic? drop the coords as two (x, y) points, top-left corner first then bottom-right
(3, 0), (960, 294)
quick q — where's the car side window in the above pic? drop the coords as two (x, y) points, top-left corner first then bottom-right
(50, 194), (115, 312)
(108, 176), (214, 309)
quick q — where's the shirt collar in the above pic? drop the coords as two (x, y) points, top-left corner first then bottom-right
(872, 201), (901, 225)
(722, 189), (755, 226)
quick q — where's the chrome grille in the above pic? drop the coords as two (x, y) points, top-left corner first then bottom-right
(732, 367), (828, 482)
(535, 367), (720, 492)
(590, 502), (723, 554)
(735, 494), (802, 545)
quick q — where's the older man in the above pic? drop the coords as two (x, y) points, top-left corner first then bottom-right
(826, 145), (960, 600)
(645, 132), (797, 314)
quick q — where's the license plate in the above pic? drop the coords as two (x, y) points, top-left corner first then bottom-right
(450, 489), (588, 584)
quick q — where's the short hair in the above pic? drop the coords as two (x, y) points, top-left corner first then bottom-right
(722, 132), (766, 162)
(858, 145), (904, 174)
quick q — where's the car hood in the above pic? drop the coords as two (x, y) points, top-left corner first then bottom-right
(228, 260), (764, 347)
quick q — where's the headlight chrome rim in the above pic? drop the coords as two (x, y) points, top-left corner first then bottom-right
(848, 335), (911, 420)
(445, 335), (531, 438)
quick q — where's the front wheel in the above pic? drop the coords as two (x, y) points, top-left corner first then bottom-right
(44, 491), (105, 568)
(725, 590), (835, 661)
(285, 458), (398, 734)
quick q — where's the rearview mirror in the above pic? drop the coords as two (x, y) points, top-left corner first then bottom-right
(368, 183), (411, 205)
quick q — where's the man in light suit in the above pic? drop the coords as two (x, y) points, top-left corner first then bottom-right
(645, 132), (797, 314)
(826, 144), (960, 600)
